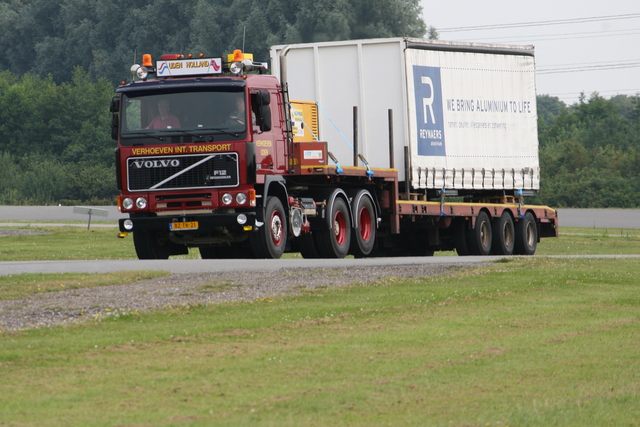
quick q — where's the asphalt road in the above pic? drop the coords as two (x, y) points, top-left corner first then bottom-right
(1, 206), (639, 275)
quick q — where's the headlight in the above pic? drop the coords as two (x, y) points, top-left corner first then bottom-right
(230, 62), (243, 75)
(235, 193), (247, 205)
(237, 214), (248, 225)
(122, 197), (134, 210)
(135, 197), (147, 209)
(136, 66), (149, 79)
(123, 219), (134, 230)
(221, 193), (233, 205)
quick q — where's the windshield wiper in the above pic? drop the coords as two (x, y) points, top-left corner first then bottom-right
(122, 131), (165, 141)
(190, 127), (241, 138)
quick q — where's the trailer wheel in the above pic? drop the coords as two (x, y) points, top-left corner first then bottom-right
(454, 218), (470, 256)
(133, 230), (171, 259)
(251, 196), (287, 259)
(350, 193), (376, 258)
(514, 212), (537, 255)
(316, 197), (351, 258)
(468, 211), (492, 256)
(491, 212), (515, 255)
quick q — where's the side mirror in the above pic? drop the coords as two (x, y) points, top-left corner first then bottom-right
(109, 97), (120, 113)
(111, 114), (119, 140)
(258, 90), (270, 106)
(259, 105), (271, 132)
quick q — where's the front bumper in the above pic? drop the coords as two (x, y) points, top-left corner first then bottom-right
(118, 212), (258, 233)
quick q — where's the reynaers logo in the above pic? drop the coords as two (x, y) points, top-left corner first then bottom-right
(413, 66), (446, 156)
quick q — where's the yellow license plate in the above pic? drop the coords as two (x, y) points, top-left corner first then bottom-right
(170, 221), (199, 231)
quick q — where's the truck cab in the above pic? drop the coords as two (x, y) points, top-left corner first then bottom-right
(113, 51), (292, 259)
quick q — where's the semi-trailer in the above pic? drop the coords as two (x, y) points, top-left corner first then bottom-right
(113, 37), (557, 259)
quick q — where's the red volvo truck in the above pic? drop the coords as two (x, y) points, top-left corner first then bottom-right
(112, 38), (558, 259)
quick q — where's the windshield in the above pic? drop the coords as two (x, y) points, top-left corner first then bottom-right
(120, 88), (248, 145)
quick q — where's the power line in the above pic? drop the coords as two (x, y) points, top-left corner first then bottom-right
(459, 28), (640, 44)
(537, 58), (640, 69)
(438, 12), (640, 32)
(537, 61), (640, 74)
(547, 88), (640, 96)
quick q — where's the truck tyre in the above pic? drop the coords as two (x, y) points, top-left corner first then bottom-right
(349, 193), (376, 258)
(491, 212), (515, 255)
(316, 197), (351, 258)
(468, 211), (492, 256)
(514, 212), (537, 255)
(454, 218), (470, 256)
(298, 233), (320, 258)
(133, 230), (171, 259)
(251, 196), (287, 258)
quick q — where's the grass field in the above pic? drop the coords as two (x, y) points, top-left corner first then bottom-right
(0, 224), (639, 425)
(0, 223), (639, 261)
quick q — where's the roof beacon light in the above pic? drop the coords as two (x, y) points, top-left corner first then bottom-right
(233, 50), (244, 62)
(142, 54), (153, 67)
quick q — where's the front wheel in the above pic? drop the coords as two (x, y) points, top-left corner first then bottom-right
(133, 230), (171, 259)
(316, 197), (352, 258)
(251, 196), (287, 259)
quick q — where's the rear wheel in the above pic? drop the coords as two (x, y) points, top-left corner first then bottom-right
(133, 230), (171, 259)
(316, 197), (351, 258)
(298, 233), (320, 258)
(514, 212), (538, 255)
(350, 193), (376, 257)
(468, 211), (492, 255)
(251, 196), (287, 259)
(491, 212), (515, 255)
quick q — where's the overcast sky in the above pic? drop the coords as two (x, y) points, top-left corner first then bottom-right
(420, 1), (640, 104)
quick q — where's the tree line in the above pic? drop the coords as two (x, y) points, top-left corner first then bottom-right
(2, 66), (639, 207)
(0, 0), (426, 85)
(1, 0), (639, 207)
(535, 93), (640, 208)
(0, 0), (426, 205)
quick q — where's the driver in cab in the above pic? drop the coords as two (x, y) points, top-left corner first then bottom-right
(147, 98), (181, 129)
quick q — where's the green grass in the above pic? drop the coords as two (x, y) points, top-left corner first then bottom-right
(1, 224), (640, 262)
(0, 225), (140, 260)
(1, 257), (639, 426)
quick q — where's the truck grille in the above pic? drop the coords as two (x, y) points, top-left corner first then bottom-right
(127, 153), (239, 191)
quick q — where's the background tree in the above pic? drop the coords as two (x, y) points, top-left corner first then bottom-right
(0, 0), (427, 205)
